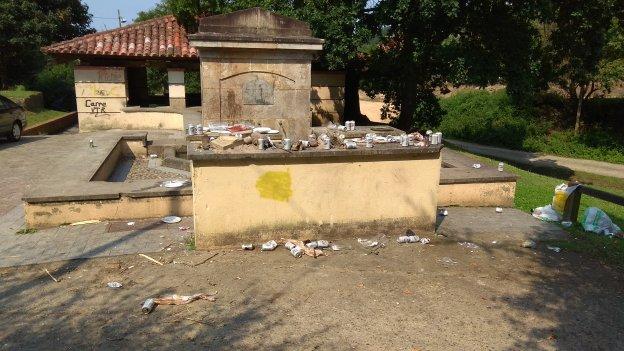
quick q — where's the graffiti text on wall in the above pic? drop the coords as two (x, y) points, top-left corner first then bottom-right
(85, 99), (107, 116)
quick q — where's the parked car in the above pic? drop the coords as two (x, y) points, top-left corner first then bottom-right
(0, 94), (27, 142)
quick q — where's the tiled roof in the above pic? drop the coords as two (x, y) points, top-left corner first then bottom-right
(42, 15), (198, 59)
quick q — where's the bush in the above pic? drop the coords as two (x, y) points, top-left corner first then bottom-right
(439, 89), (530, 149)
(31, 64), (76, 111)
(439, 89), (624, 164)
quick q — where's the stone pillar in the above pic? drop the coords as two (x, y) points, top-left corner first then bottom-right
(74, 66), (128, 132)
(168, 68), (186, 109)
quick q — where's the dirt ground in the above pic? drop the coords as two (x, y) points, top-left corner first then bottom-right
(1, 236), (623, 351)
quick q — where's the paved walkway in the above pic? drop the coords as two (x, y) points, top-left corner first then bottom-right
(446, 138), (624, 179)
(0, 217), (193, 267)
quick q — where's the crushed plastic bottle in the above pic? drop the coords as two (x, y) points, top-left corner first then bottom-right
(397, 235), (420, 243)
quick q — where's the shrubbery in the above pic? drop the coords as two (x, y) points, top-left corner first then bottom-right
(439, 89), (531, 149)
(31, 64), (76, 111)
(438, 89), (624, 164)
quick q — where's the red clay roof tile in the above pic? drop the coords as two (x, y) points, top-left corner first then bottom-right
(42, 15), (198, 59)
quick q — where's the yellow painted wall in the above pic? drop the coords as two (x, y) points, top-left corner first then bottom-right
(438, 182), (516, 207)
(192, 153), (441, 248)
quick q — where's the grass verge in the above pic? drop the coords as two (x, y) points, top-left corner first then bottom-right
(456, 149), (624, 268)
(25, 109), (66, 126)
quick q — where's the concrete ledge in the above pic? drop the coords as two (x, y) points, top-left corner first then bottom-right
(438, 182), (516, 207)
(25, 194), (192, 228)
(23, 112), (77, 136)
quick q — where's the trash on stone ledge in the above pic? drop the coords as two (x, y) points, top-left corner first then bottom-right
(495, 207), (503, 213)
(439, 209), (449, 216)
(241, 243), (254, 250)
(420, 237), (431, 244)
(107, 282), (122, 289)
(127, 221), (135, 226)
(178, 226), (190, 231)
(547, 245), (561, 253)
(141, 293), (216, 314)
(521, 240), (537, 249)
(261, 240), (278, 251)
(472, 163), (482, 169)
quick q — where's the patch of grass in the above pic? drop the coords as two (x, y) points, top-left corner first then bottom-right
(185, 236), (196, 251)
(25, 109), (66, 126)
(16, 228), (37, 235)
(456, 149), (624, 268)
(0, 89), (38, 100)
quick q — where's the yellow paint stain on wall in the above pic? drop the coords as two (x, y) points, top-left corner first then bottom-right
(255, 170), (292, 202)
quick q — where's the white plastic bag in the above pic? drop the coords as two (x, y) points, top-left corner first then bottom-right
(581, 207), (622, 237)
(532, 204), (562, 222)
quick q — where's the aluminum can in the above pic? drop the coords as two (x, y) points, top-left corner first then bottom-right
(284, 242), (296, 250)
(141, 298), (155, 314)
(401, 134), (409, 147)
(498, 162), (504, 172)
(195, 124), (203, 135)
(283, 138), (292, 150)
(187, 124), (195, 136)
(290, 245), (303, 258)
(316, 240), (330, 248)
(323, 136), (331, 150)
(261, 240), (278, 251)
(241, 243), (254, 250)
(258, 138), (265, 150)
(305, 241), (318, 249)
(365, 135), (374, 148)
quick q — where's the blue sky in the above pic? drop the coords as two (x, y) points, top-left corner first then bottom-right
(83, 0), (160, 31)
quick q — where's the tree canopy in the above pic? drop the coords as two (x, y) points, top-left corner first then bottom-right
(0, 0), (93, 88)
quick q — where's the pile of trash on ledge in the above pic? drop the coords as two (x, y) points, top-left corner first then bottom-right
(187, 121), (443, 152)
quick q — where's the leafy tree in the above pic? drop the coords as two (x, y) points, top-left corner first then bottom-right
(543, 0), (624, 133)
(0, 0), (92, 88)
(364, 0), (460, 131)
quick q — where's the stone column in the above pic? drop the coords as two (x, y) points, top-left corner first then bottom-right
(168, 68), (186, 109)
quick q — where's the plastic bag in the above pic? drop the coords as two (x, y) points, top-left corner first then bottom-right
(581, 207), (622, 237)
(552, 183), (579, 214)
(532, 204), (562, 222)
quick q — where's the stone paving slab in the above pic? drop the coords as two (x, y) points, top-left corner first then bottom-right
(0, 218), (193, 268)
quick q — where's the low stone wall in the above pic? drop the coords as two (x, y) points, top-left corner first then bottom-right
(23, 112), (77, 136)
(190, 146), (442, 249)
(438, 182), (516, 207)
(79, 109), (184, 131)
(24, 194), (193, 228)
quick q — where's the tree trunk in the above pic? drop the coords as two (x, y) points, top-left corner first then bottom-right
(343, 60), (362, 123)
(574, 85), (585, 134)
(574, 95), (583, 134)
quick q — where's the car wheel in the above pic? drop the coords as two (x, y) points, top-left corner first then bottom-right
(8, 121), (22, 142)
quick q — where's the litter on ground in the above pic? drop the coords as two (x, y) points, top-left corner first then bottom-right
(141, 293), (216, 314)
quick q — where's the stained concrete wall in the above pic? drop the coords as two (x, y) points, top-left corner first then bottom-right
(438, 182), (516, 207)
(75, 66), (128, 132)
(191, 154), (441, 248)
(24, 195), (193, 228)
(199, 50), (313, 141)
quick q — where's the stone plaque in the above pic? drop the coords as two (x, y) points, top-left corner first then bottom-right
(243, 77), (274, 105)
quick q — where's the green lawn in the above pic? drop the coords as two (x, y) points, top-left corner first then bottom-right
(457, 150), (624, 268)
(0, 89), (39, 100)
(25, 109), (66, 126)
